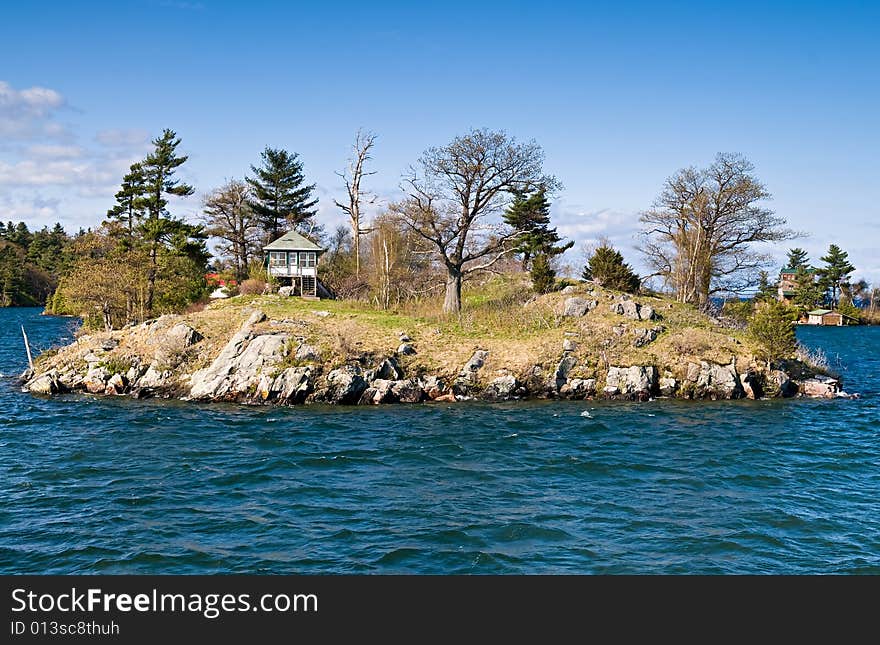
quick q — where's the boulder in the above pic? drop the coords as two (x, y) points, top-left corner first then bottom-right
(392, 378), (423, 403)
(563, 297), (597, 317)
(398, 332), (412, 342)
(434, 393), (456, 403)
(768, 370), (798, 398)
(278, 286), (295, 297)
(359, 379), (396, 404)
(482, 374), (519, 400)
(740, 371), (763, 400)
(294, 343), (320, 362)
(139, 365), (173, 389)
(460, 350), (489, 382)
(554, 355), (578, 389)
(25, 370), (62, 395)
(560, 378), (596, 399)
(685, 360), (744, 399)
(83, 367), (110, 394)
(604, 365), (657, 398)
(153, 323), (203, 369)
(632, 326), (663, 347)
(610, 299), (656, 321)
(104, 373), (127, 395)
(365, 357), (404, 383)
(562, 338), (577, 352)
(658, 377), (678, 397)
(325, 364), (368, 404)
(420, 375), (446, 400)
(800, 376), (840, 399)
(397, 343), (417, 356)
(271, 367), (313, 404)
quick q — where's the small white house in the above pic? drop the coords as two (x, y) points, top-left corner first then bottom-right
(263, 231), (325, 297)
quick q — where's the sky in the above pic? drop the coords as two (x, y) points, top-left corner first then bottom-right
(1, 0), (878, 283)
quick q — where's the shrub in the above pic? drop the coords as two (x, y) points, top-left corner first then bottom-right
(721, 299), (754, 325)
(582, 245), (640, 293)
(749, 301), (798, 365)
(239, 278), (267, 295)
(530, 254), (556, 294)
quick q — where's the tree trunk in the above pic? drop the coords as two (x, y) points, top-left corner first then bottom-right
(443, 267), (462, 315)
(354, 226), (361, 280)
(146, 241), (157, 314)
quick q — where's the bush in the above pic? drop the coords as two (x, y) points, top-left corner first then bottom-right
(239, 278), (267, 295)
(837, 301), (861, 325)
(530, 254), (556, 294)
(582, 244), (640, 293)
(749, 301), (798, 365)
(721, 299), (754, 325)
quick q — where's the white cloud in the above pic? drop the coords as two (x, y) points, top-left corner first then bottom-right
(0, 159), (116, 187)
(95, 128), (150, 147)
(26, 144), (83, 159)
(0, 80), (68, 140)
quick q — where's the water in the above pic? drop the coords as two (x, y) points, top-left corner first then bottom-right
(1, 308), (879, 574)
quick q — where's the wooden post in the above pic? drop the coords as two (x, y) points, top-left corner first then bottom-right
(21, 325), (34, 372)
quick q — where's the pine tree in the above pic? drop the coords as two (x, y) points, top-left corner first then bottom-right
(107, 162), (148, 237)
(247, 147), (318, 242)
(749, 300), (798, 366)
(582, 244), (640, 293)
(786, 247), (809, 270)
(816, 244), (855, 308)
(139, 129), (198, 314)
(503, 189), (573, 270)
(530, 253), (556, 294)
(792, 266), (825, 310)
(755, 270), (777, 302)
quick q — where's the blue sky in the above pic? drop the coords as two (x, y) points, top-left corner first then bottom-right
(1, 0), (878, 283)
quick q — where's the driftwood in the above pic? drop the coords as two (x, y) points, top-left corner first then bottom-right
(21, 325), (34, 372)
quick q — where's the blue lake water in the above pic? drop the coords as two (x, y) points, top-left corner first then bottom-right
(1, 307), (879, 574)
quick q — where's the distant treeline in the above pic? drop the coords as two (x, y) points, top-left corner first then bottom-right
(0, 221), (77, 306)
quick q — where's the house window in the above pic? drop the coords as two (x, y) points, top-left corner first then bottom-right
(269, 251), (287, 266)
(289, 252), (298, 267)
(300, 252), (316, 268)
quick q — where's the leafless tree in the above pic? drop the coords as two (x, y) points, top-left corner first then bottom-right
(202, 179), (260, 281)
(334, 130), (377, 279)
(639, 153), (797, 309)
(395, 128), (557, 314)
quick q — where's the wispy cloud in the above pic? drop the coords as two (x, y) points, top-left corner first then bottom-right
(0, 80), (69, 141)
(95, 128), (150, 148)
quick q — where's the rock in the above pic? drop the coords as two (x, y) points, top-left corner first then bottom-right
(82, 352), (102, 364)
(312, 310), (331, 317)
(398, 332), (412, 342)
(768, 370), (798, 398)
(104, 373), (127, 395)
(434, 393), (456, 403)
(154, 323), (203, 369)
(658, 377), (678, 397)
(562, 338), (577, 352)
(740, 371), (763, 400)
(392, 378), (423, 403)
(25, 370), (62, 395)
(460, 350), (489, 381)
(560, 285), (579, 295)
(563, 297), (597, 317)
(271, 367), (313, 404)
(612, 325), (627, 337)
(610, 299), (657, 321)
(561, 378), (596, 399)
(360, 379), (395, 404)
(420, 375), (446, 399)
(521, 365), (549, 397)
(397, 343), (417, 356)
(325, 364), (368, 404)
(365, 357), (404, 383)
(278, 286), (295, 297)
(605, 365), (657, 399)
(139, 365), (173, 389)
(685, 360), (744, 399)
(100, 338), (119, 351)
(554, 355), (577, 389)
(800, 375), (840, 399)
(294, 343), (320, 362)
(632, 326), (663, 347)
(84, 367), (110, 394)
(483, 374), (519, 400)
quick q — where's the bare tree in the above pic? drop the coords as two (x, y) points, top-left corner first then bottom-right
(639, 153), (796, 309)
(395, 128), (556, 314)
(202, 179), (260, 281)
(334, 130), (377, 279)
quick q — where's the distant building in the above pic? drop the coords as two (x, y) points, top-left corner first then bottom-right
(263, 231), (326, 297)
(777, 267), (818, 303)
(806, 309), (844, 326)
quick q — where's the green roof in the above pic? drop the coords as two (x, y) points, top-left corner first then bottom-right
(781, 290), (796, 296)
(780, 267), (817, 274)
(263, 230), (324, 252)
(807, 309), (833, 315)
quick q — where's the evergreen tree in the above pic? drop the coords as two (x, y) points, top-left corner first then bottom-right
(792, 266), (825, 310)
(139, 129), (200, 313)
(786, 247), (809, 270)
(749, 300), (798, 366)
(816, 244), (855, 308)
(247, 147), (318, 242)
(530, 253), (556, 294)
(837, 300), (861, 325)
(755, 270), (777, 302)
(503, 189), (573, 270)
(107, 162), (148, 237)
(582, 244), (640, 293)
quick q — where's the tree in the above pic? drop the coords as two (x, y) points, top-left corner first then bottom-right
(107, 162), (147, 237)
(791, 267), (825, 310)
(755, 270), (777, 302)
(837, 300), (861, 325)
(140, 129), (200, 313)
(582, 244), (640, 293)
(530, 253), (556, 294)
(816, 244), (855, 308)
(749, 300), (798, 366)
(334, 131), (377, 279)
(202, 179), (260, 281)
(639, 153), (796, 309)
(396, 128), (556, 314)
(247, 147), (318, 242)
(786, 247), (809, 270)
(503, 189), (572, 270)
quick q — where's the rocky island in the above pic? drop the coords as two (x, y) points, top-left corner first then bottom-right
(21, 278), (846, 405)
